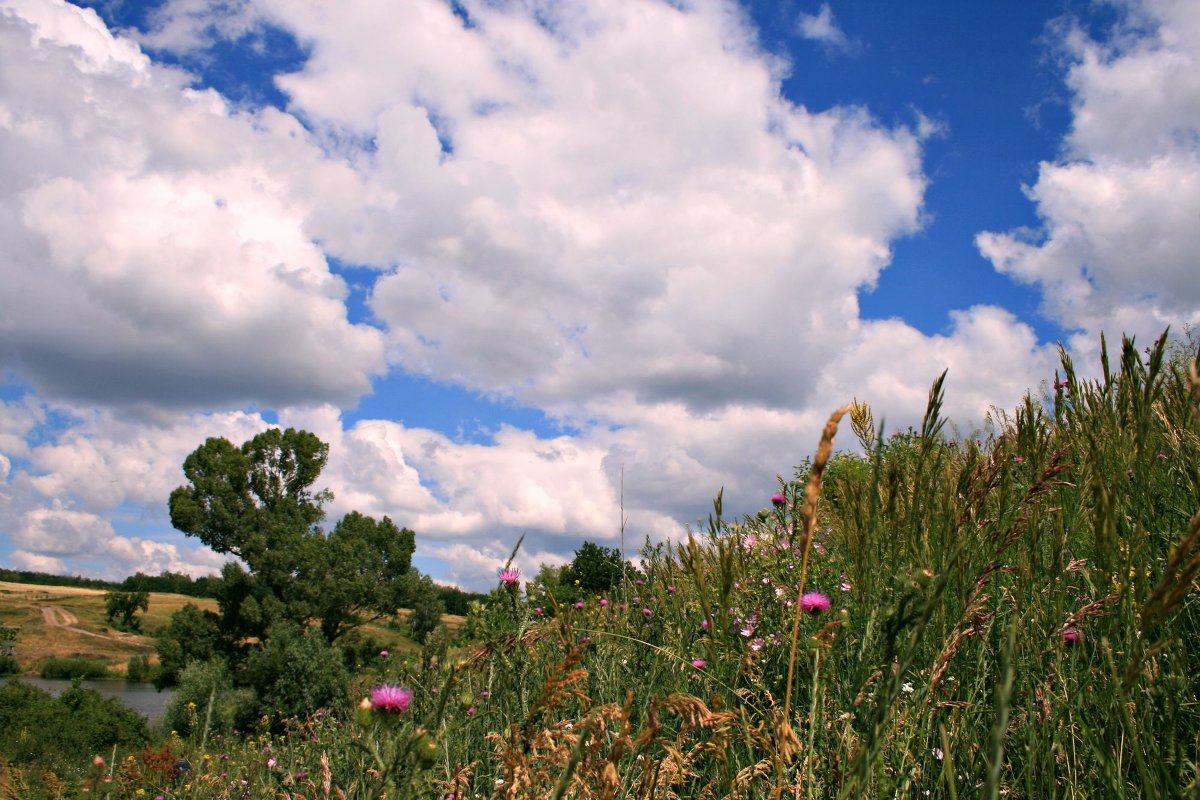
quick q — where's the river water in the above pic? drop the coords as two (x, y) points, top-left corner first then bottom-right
(14, 677), (174, 724)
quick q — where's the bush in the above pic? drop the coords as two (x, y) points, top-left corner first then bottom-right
(245, 622), (350, 725)
(162, 659), (254, 740)
(0, 680), (147, 778)
(125, 653), (155, 683)
(154, 602), (224, 689)
(39, 657), (109, 680)
(0, 655), (20, 676)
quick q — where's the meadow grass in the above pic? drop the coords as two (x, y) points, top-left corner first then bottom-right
(5, 332), (1199, 799)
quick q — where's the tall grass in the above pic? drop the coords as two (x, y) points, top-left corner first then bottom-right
(8, 331), (1200, 799)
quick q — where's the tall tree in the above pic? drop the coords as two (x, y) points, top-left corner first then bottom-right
(167, 428), (416, 643)
(570, 541), (625, 593)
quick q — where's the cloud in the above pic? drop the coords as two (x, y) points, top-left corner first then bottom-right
(247, 0), (928, 417)
(0, 0), (387, 410)
(796, 3), (859, 56)
(5, 0), (1183, 592)
(11, 504), (227, 579)
(977, 0), (1200, 347)
(0, 399), (269, 578)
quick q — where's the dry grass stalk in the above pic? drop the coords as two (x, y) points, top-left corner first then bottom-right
(928, 562), (998, 696)
(783, 404), (852, 720)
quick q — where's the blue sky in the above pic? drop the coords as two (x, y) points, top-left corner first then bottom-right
(1, 0), (1197, 590)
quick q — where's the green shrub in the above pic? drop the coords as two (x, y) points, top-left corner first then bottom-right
(162, 659), (254, 740)
(0, 654), (20, 676)
(125, 653), (154, 683)
(39, 657), (109, 680)
(245, 622), (350, 724)
(0, 679), (147, 778)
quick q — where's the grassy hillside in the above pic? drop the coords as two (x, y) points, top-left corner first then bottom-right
(0, 581), (463, 676)
(0, 581), (209, 673)
(3, 333), (1198, 798)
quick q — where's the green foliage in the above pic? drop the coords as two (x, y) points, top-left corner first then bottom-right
(0, 655), (20, 675)
(0, 680), (147, 778)
(404, 572), (445, 645)
(569, 540), (625, 593)
(0, 568), (117, 591)
(154, 602), (225, 689)
(168, 428), (416, 644)
(39, 657), (109, 680)
(104, 589), (149, 631)
(245, 622), (350, 725)
(121, 569), (220, 598)
(530, 562), (575, 608)
(162, 659), (255, 740)
(436, 583), (487, 615)
(125, 654), (154, 683)
(159, 427), (419, 721)
(310, 511), (416, 642)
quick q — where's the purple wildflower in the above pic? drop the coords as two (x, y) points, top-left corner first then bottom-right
(498, 567), (521, 586)
(771, 493), (786, 506)
(800, 592), (831, 615)
(370, 684), (413, 714)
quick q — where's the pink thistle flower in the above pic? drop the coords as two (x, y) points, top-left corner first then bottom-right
(1054, 378), (1068, 390)
(498, 567), (521, 586)
(771, 493), (786, 506)
(1063, 627), (1082, 645)
(691, 659), (706, 668)
(466, 706), (476, 716)
(750, 638), (765, 652)
(667, 585), (677, 593)
(642, 608), (652, 616)
(800, 592), (831, 615)
(701, 618), (710, 630)
(636, 579), (645, 586)
(574, 601), (585, 609)
(370, 684), (413, 714)
(533, 607), (543, 615)
(379, 650), (389, 658)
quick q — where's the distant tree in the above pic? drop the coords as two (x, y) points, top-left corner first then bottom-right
(569, 541), (625, 594)
(436, 584), (488, 616)
(104, 590), (149, 631)
(407, 573), (445, 644)
(121, 570), (216, 598)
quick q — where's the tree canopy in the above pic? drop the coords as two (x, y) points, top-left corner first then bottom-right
(166, 428), (416, 644)
(570, 541), (625, 593)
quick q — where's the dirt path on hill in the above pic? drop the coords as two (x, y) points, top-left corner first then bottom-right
(40, 605), (126, 641)
(41, 606), (78, 626)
